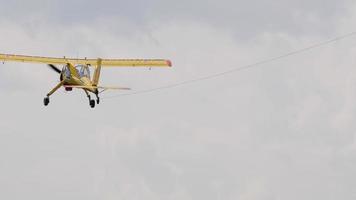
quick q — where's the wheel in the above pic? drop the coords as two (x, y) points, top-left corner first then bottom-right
(44, 97), (50, 106)
(90, 99), (95, 108)
(96, 98), (100, 104)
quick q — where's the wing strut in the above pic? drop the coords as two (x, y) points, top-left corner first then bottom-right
(92, 58), (102, 86)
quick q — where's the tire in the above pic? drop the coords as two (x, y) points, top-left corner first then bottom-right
(44, 97), (50, 106)
(90, 100), (95, 108)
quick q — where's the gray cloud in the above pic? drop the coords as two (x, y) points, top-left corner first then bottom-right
(0, 0), (356, 199)
(1, 0), (353, 38)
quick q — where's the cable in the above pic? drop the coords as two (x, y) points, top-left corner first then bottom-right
(104, 31), (356, 99)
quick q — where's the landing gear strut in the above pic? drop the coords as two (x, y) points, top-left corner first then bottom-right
(43, 80), (64, 107)
(96, 93), (100, 104)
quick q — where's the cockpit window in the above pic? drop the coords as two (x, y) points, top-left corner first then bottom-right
(63, 65), (71, 78)
(76, 65), (91, 79)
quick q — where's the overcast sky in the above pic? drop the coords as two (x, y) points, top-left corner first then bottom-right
(0, 0), (356, 199)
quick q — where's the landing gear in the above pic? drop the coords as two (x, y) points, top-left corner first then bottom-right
(85, 90), (96, 108)
(90, 99), (96, 108)
(96, 93), (100, 104)
(88, 93), (100, 108)
(43, 80), (65, 107)
(44, 97), (50, 106)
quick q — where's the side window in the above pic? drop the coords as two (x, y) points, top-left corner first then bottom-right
(79, 66), (91, 78)
(77, 68), (81, 76)
(79, 67), (85, 77)
(85, 67), (91, 79)
(64, 66), (71, 78)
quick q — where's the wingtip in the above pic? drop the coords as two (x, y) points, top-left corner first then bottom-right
(166, 60), (172, 67)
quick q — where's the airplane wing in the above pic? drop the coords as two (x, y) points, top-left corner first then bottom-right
(0, 53), (172, 67)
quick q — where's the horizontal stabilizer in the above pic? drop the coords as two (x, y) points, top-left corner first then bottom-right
(64, 85), (131, 90)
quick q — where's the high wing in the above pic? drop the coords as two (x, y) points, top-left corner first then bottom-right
(0, 53), (172, 67)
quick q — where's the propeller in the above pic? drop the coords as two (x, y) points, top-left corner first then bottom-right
(47, 64), (61, 74)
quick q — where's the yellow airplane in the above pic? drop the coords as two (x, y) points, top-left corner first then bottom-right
(0, 54), (172, 108)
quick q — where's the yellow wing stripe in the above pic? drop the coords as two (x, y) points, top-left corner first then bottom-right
(0, 54), (172, 67)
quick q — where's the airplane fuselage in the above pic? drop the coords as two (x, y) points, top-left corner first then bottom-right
(61, 64), (98, 94)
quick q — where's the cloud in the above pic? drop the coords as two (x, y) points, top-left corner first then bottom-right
(0, 0), (356, 200)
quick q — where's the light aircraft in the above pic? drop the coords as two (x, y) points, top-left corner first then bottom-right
(0, 54), (172, 108)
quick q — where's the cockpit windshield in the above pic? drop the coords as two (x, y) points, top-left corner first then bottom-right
(76, 65), (91, 79)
